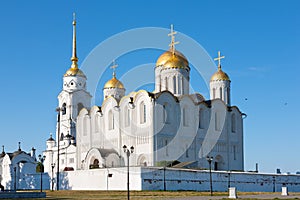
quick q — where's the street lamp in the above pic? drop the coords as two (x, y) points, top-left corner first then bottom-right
(55, 106), (65, 190)
(51, 163), (56, 191)
(123, 145), (134, 200)
(206, 156), (213, 196)
(38, 154), (46, 193)
(13, 167), (17, 191)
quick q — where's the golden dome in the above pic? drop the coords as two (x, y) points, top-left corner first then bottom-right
(156, 50), (189, 70)
(104, 76), (124, 89)
(64, 67), (86, 78)
(210, 67), (230, 81)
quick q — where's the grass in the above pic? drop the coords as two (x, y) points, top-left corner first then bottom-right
(4, 190), (300, 200)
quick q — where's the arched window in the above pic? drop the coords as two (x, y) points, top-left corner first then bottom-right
(219, 87), (223, 100)
(108, 110), (114, 130)
(199, 108), (204, 129)
(177, 76), (181, 94)
(231, 113), (236, 133)
(77, 103), (84, 115)
(165, 77), (168, 90)
(90, 159), (99, 169)
(165, 139), (169, 156)
(125, 107), (130, 127)
(215, 112), (220, 131)
(227, 87), (230, 104)
(212, 88), (216, 99)
(83, 116), (88, 136)
(163, 103), (170, 124)
(62, 103), (67, 115)
(173, 76), (176, 94)
(140, 102), (146, 124)
(95, 114), (100, 133)
(183, 107), (189, 127)
(181, 78), (184, 94)
(233, 145), (237, 160)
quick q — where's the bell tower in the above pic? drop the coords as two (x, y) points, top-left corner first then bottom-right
(57, 14), (92, 141)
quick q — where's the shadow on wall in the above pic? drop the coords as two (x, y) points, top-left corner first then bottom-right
(60, 172), (71, 190)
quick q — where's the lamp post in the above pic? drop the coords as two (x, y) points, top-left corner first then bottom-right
(123, 145), (134, 200)
(55, 106), (65, 190)
(13, 167), (16, 191)
(206, 156), (213, 196)
(38, 155), (46, 193)
(51, 163), (56, 191)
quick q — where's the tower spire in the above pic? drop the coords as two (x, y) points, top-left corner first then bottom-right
(71, 13), (78, 69)
(168, 24), (179, 55)
(214, 51), (225, 70)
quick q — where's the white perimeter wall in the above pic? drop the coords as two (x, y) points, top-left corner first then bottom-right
(140, 167), (300, 192)
(14, 167), (300, 192)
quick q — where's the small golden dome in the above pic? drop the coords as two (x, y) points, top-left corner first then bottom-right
(64, 67), (86, 78)
(156, 50), (189, 70)
(104, 76), (124, 89)
(210, 67), (230, 81)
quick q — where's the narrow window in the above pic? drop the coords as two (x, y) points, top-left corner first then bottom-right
(233, 145), (237, 160)
(181, 78), (184, 94)
(183, 107), (188, 127)
(165, 77), (168, 90)
(177, 76), (181, 94)
(231, 113), (236, 133)
(165, 140), (168, 156)
(215, 112), (220, 131)
(95, 114), (100, 132)
(227, 87), (230, 105)
(220, 87), (223, 100)
(125, 108), (130, 127)
(83, 117), (88, 136)
(199, 108), (204, 129)
(140, 102), (146, 124)
(163, 103), (169, 123)
(212, 88), (216, 99)
(108, 110), (114, 130)
(62, 103), (67, 115)
(173, 76), (177, 94)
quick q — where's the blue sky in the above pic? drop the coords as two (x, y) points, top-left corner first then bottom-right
(0, 1), (299, 173)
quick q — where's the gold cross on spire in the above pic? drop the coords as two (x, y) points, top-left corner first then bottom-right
(168, 24), (179, 55)
(214, 51), (225, 70)
(111, 60), (118, 77)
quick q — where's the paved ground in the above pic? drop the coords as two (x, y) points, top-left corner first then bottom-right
(167, 193), (300, 200)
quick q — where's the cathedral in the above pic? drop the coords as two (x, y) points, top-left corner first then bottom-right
(43, 17), (244, 176)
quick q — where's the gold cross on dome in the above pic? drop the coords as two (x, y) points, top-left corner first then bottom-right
(111, 60), (118, 77)
(168, 24), (179, 54)
(214, 51), (225, 69)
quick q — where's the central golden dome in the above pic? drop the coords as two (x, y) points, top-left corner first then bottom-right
(156, 50), (189, 70)
(104, 76), (124, 89)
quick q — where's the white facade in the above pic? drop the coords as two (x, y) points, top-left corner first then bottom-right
(43, 20), (245, 189)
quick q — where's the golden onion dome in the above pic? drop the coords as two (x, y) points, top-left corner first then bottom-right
(64, 67), (86, 78)
(156, 50), (189, 70)
(210, 67), (230, 82)
(104, 76), (124, 89)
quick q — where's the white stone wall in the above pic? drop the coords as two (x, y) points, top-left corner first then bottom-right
(35, 167), (300, 192)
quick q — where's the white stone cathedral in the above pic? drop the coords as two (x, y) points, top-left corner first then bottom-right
(43, 18), (244, 176)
